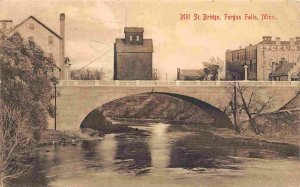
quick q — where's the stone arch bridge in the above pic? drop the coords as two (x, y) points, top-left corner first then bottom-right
(54, 80), (299, 131)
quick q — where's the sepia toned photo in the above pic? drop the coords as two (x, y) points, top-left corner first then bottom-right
(0, 0), (299, 186)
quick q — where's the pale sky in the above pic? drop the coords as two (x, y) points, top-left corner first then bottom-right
(1, 0), (299, 80)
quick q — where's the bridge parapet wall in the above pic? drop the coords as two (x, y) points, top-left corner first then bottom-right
(59, 80), (300, 87)
(55, 81), (299, 131)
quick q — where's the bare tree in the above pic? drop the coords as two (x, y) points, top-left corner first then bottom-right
(152, 68), (160, 80)
(71, 68), (106, 80)
(0, 103), (36, 187)
(226, 82), (276, 134)
(203, 56), (224, 81)
(225, 82), (240, 133)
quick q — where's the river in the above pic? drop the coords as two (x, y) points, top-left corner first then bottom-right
(12, 123), (300, 187)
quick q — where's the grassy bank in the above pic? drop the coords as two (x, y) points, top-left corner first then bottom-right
(38, 129), (104, 146)
(168, 125), (300, 158)
(102, 93), (215, 124)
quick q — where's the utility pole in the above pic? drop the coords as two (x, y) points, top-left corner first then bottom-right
(53, 65), (61, 131)
(54, 82), (57, 130)
(233, 81), (239, 133)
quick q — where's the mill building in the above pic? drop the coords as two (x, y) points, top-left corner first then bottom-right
(114, 27), (153, 80)
(1, 13), (70, 80)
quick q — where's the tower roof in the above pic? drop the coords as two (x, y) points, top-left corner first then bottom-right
(124, 27), (144, 33)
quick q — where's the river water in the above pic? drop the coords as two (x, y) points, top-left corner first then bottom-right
(13, 123), (300, 187)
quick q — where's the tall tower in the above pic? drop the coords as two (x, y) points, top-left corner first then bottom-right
(114, 27), (153, 80)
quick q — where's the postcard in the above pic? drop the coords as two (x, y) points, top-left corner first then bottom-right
(0, 0), (299, 187)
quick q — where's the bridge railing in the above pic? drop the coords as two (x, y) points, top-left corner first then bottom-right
(59, 80), (300, 87)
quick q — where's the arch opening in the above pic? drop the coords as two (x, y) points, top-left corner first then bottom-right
(80, 92), (233, 130)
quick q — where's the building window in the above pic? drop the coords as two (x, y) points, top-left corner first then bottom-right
(48, 36), (53, 45)
(250, 60), (252, 71)
(2, 22), (7, 30)
(130, 35), (133, 42)
(29, 23), (34, 30)
(137, 35), (140, 41)
(28, 36), (34, 41)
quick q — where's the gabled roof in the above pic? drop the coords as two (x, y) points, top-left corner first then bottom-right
(6, 16), (62, 39)
(124, 27), (144, 33)
(115, 39), (153, 53)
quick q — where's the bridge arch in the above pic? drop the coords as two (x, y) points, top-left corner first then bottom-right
(56, 83), (297, 131)
(79, 92), (233, 130)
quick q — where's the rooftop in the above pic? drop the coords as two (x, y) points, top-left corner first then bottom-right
(124, 27), (144, 33)
(0, 20), (13, 22)
(179, 69), (205, 77)
(5, 16), (62, 39)
(227, 36), (300, 52)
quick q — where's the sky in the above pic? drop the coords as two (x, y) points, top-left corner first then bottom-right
(0, 0), (300, 80)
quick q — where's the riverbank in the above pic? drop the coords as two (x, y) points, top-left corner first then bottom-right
(169, 125), (300, 158)
(40, 122), (299, 153)
(38, 129), (103, 146)
(111, 117), (300, 146)
(39, 123), (139, 146)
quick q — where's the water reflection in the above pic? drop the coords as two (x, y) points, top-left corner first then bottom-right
(169, 133), (241, 169)
(114, 130), (152, 175)
(149, 123), (170, 169)
(11, 152), (50, 187)
(11, 123), (300, 187)
(98, 134), (117, 169)
(80, 140), (103, 171)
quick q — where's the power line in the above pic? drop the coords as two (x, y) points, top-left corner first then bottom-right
(89, 39), (112, 47)
(73, 48), (113, 74)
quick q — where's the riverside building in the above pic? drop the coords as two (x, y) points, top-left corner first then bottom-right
(225, 36), (300, 81)
(114, 27), (153, 80)
(1, 13), (70, 79)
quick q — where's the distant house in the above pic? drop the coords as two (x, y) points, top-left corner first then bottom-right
(1, 14), (70, 80)
(269, 58), (298, 81)
(114, 27), (153, 80)
(177, 68), (207, 80)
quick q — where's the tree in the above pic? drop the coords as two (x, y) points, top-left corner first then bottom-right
(226, 82), (276, 134)
(0, 32), (56, 185)
(152, 68), (160, 80)
(70, 68), (106, 80)
(0, 102), (36, 187)
(1, 33), (56, 140)
(226, 61), (244, 80)
(203, 57), (223, 80)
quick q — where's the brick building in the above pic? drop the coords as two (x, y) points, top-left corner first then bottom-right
(114, 27), (153, 80)
(225, 36), (300, 81)
(1, 14), (70, 80)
